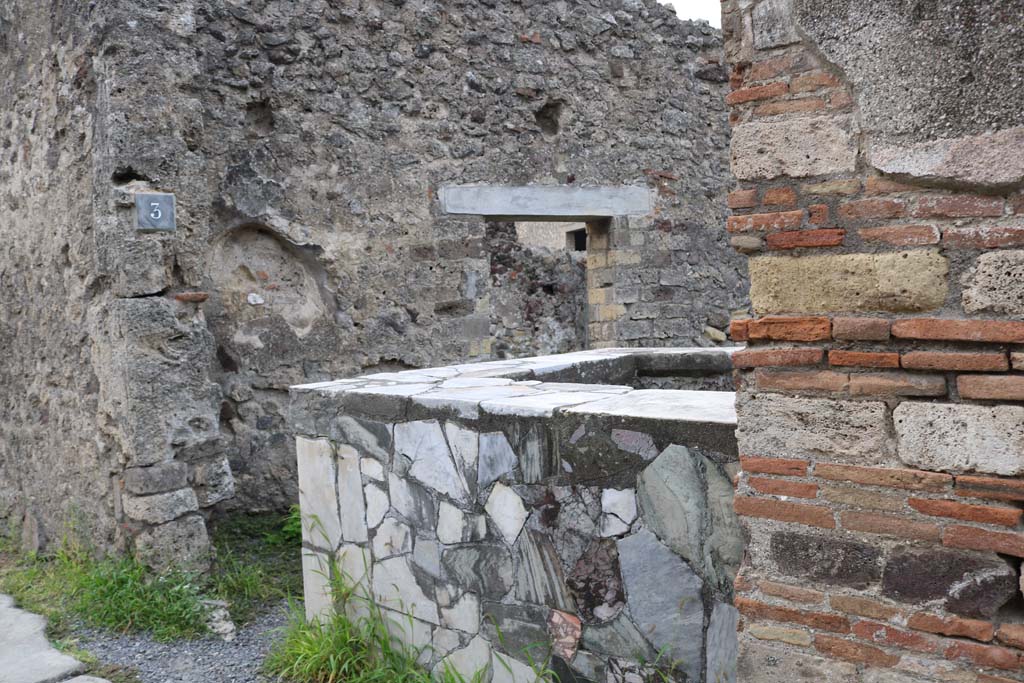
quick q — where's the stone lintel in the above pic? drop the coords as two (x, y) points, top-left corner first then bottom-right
(438, 185), (653, 221)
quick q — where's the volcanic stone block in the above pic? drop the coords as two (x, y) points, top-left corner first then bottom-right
(737, 639), (858, 682)
(123, 461), (188, 495)
(894, 402), (1024, 476)
(731, 116), (858, 180)
(737, 394), (894, 464)
(748, 250), (948, 315)
(133, 514), (210, 573)
(121, 488), (199, 525)
(882, 548), (1017, 618)
(771, 531), (882, 589)
(963, 250), (1024, 316)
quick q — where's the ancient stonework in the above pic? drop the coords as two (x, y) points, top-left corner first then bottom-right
(290, 348), (742, 682)
(724, 0), (1024, 680)
(0, 1), (744, 567)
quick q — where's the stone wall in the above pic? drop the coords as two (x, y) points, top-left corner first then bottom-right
(723, 0), (1024, 680)
(0, 1), (746, 567)
(291, 348), (742, 682)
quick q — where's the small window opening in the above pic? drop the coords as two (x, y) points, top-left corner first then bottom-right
(513, 222), (589, 252)
(567, 228), (588, 252)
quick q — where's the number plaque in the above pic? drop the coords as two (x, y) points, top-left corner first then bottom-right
(135, 192), (176, 232)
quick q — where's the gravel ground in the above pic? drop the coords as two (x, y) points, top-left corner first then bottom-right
(73, 602), (291, 683)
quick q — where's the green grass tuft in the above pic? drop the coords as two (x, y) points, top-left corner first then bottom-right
(0, 540), (209, 642)
(209, 510), (303, 624)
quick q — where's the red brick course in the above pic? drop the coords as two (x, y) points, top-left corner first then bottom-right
(943, 225), (1024, 249)
(892, 319), (1024, 344)
(830, 595), (901, 621)
(734, 496), (836, 529)
(955, 475), (1024, 502)
(766, 229), (845, 250)
(755, 369), (849, 394)
(736, 597), (850, 633)
(908, 498), (1022, 527)
(914, 195), (1005, 218)
(848, 372), (946, 397)
(943, 525), (1024, 557)
(749, 477), (819, 499)
(901, 351), (1009, 372)
(727, 210), (804, 233)
(958, 375), (1024, 401)
(728, 189), (759, 209)
(944, 641), (1022, 671)
(851, 620), (941, 654)
(726, 81), (788, 105)
(838, 199), (907, 220)
(746, 317), (831, 341)
(858, 225), (940, 246)
(831, 317), (890, 341)
(908, 613), (994, 642)
(733, 348), (823, 368)
(813, 464), (951, 492)
(828, 350), (900, 368)
(814, 635), (900, 667)
(740, 456), (809, 476)
(840, 511), (941, 541)
(759, 581), (825, 605)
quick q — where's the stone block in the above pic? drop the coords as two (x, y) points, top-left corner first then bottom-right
(514, 529), (575, 611)
(894, 402), (1024, 476)
(372, 556), (439, 625)
(439, 185), (653, 221)
(748, 250), (948, 315)
(122, 488), (198, 525)
(337, 445), (367, 543)
(753, 0), (800, 49)
(442, 545), (514, 600)
(296, 437), (342, 550)
(302, 549), (334, 623)
(730, 116), (858, 180)
(395, 420), (470, 504)
(191, 457), (235, 507)
(963, 250), (1024, 316)
(134, 514), (210, 573)
(737, 394), (894, 464)
(706, 602), (739, 683)
(882, 548), (1017, 619)
(617, 529), (704, 681)
(737, 639), (858, 682)
(770, 531), (882, 589)
(123, 461), (188, 495)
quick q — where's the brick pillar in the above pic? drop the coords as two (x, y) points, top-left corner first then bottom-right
(723, 1), (1024, 681)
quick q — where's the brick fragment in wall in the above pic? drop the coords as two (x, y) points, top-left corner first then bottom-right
(737, 394), (894, 465)
(958, 375), (1024, 401)
(831, 317), (890, 341)
(944, 226), (1024, 249)
(894, 402), (1024, 476)
(859, 225), (940, 247)
(828, 350), (899, 368)
(892, 318), (1024, 343)
(901, 351), (1009, 372)
(748, 251), (948, 314)
(730, 116), (859, 180)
